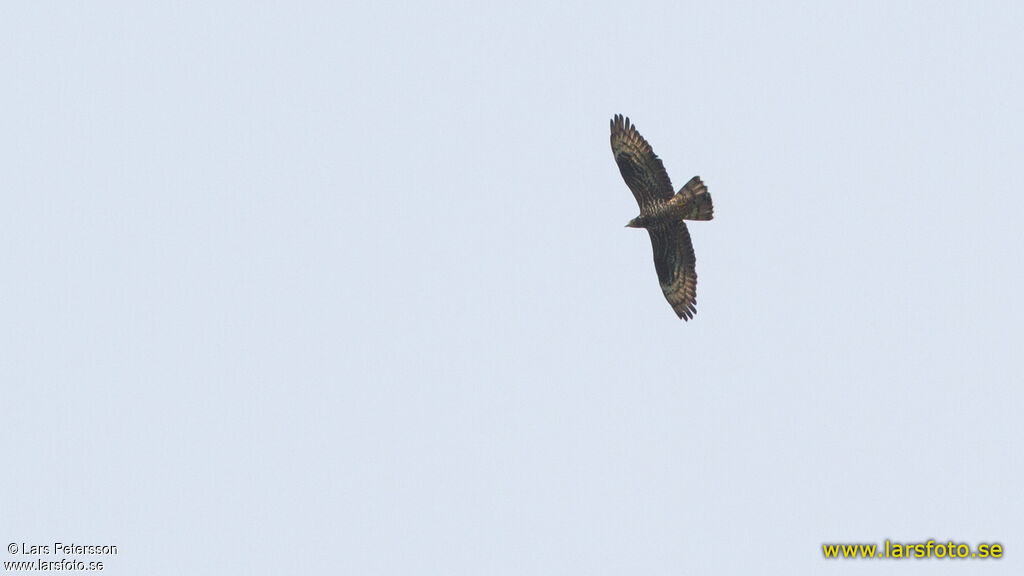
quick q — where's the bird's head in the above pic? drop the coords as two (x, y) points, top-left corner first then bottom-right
(625, 216), (644, 228)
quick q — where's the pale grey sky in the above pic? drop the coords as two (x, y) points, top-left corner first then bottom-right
(3, 2), (1022, 574)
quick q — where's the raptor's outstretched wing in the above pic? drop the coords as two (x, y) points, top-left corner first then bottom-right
(610, 114), (674, 213)
(648, 220), (698, 320)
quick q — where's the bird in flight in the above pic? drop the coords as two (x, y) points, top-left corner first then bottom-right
(610, 114), (714, 320)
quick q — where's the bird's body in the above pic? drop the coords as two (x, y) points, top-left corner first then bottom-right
(610, 114), (713, 320)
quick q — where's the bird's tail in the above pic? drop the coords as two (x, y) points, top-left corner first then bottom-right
(669, 176), (713, 221)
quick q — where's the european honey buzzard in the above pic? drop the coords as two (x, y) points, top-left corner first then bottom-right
(610, 114), (714, 320)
